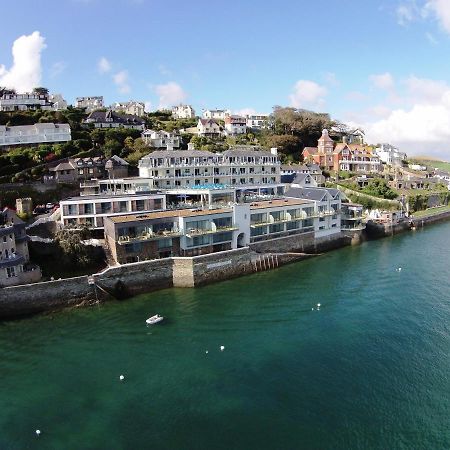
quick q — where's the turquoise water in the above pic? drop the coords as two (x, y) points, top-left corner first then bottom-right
(2, 223), (450, 449)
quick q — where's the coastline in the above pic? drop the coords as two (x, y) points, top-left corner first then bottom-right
(1, 208), (450, 320)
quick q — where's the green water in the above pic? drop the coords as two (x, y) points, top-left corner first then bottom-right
(2, 223), (450, 449)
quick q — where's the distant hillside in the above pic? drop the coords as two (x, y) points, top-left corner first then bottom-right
(410, 157), (450, 172)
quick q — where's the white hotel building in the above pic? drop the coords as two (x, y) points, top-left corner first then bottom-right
(0, 123), (71, 149)
(60, 193), (166, 230)
(137, 147), (281, 190)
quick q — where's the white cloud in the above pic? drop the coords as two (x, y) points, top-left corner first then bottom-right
(154, 82), (187, 108)
(50, 61), (67, 78)
(370, 72), (395, 90)
(113, 70), (131, 94)
(0, 31), (46, 92)
(426, 0), (450, 33)
(289, 80), (327, 110)
(98, 57), (112, 74)
(404, 75), (448, 103)
(234, 108), (257, 116)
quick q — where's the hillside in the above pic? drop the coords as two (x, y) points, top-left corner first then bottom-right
(411, 157), (450, 172)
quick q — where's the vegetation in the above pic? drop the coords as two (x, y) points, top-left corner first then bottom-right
(361, 179), (398, 200)
(54, 227), (98, 267)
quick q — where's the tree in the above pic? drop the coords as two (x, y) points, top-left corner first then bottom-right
(55, 227), (93, 267)
(32, 87), (49, 96)
(264, 134), (302, 158)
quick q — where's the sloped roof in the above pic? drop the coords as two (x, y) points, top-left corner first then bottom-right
(302, 147), (318, 155)
(285, 187), (330, 202)
(86, 110), (144, 125)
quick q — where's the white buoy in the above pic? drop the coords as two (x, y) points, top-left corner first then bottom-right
(36, 430), (41, 436)
(220, 346), (225, 351)
(205, 350), (209, 354)
(317, 303), (321, 308)
(398, 267), (402, 272)
(311, 308), (314, 311)
(119, 375), (125, 381)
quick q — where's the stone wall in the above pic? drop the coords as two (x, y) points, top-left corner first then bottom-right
(250, 231), (316, 254)
(190, 248), (255, 286)
(0, 275), (92, 318)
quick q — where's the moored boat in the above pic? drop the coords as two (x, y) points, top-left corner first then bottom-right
(146, 314), (164, 325)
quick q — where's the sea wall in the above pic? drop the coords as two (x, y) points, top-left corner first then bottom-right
(365, 209), (450, 239)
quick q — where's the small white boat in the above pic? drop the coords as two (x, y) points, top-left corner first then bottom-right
(146, 314), (164, 325)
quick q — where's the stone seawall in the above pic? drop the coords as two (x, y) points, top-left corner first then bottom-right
(365, 209), (450, 239)
(0, 233), (348, 320)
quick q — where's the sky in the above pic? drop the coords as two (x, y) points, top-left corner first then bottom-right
(2, 0), (450, 159)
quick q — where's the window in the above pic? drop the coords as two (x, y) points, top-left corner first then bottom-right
(158, 238), (172, 249)
(6, 267), (16, 278)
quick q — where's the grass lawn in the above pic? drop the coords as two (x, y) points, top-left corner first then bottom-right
(412, 205), (450, 218)
(412, 158), (450, 172)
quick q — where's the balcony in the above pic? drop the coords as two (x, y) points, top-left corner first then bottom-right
(0, 254), (25, 268)
(185, 224), (237, 237)
(118, 229), (181, 244)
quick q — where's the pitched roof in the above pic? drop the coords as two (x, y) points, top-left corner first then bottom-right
(285, 187), (330, 202)
(51, 161), (75, 171)
(302, 147), (318, 155)
(86, 110), (145, 125)
(199, 118), (219, 126)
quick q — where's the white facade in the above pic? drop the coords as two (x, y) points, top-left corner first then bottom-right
(202, 109), (231, 120)
(0, 93), (53, 112)
(285, 187), (342, 239)
(49, 94), (68, 110)
(112, 101), (145, 117)
(375, 144), (407, 166)
(76, 96), (104, 112)
(138, 147), (281, 189)
(0, 123), (71, 148)
(224, 116), (247, 135)
(246, 114), (269, 129)
(60, 193), (166, 229)
(172, 104), (196, 119)
(197, 119), (222, 136)
(142, 129), (181, 149)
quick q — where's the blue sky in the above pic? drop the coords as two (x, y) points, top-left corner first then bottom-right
(2, 0), (450, 157)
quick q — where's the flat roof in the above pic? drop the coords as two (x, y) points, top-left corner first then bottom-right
(61, 193), (165, 202)
(107, 207), (232, 224)
(249, 198), (313, 209)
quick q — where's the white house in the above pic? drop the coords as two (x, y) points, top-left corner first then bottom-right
(49, 94), (68, 111)
(246, 114), (269, 129)
(141, 129), (181, 149)
(197, 118), (222, 137)
(224, 116), (247, 135)
(0, 123), (71, 149)
(172, 104), (196, 119)
(202, 109), (231, 120)
(76, 96), (104, 112)
(112, 101), (145, 117)
(285, 186), (343, 238)
(0, 92), (53, 112)
(375, 143), (407, 166)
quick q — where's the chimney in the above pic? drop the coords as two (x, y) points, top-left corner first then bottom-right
(270, 147), (278, 156)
